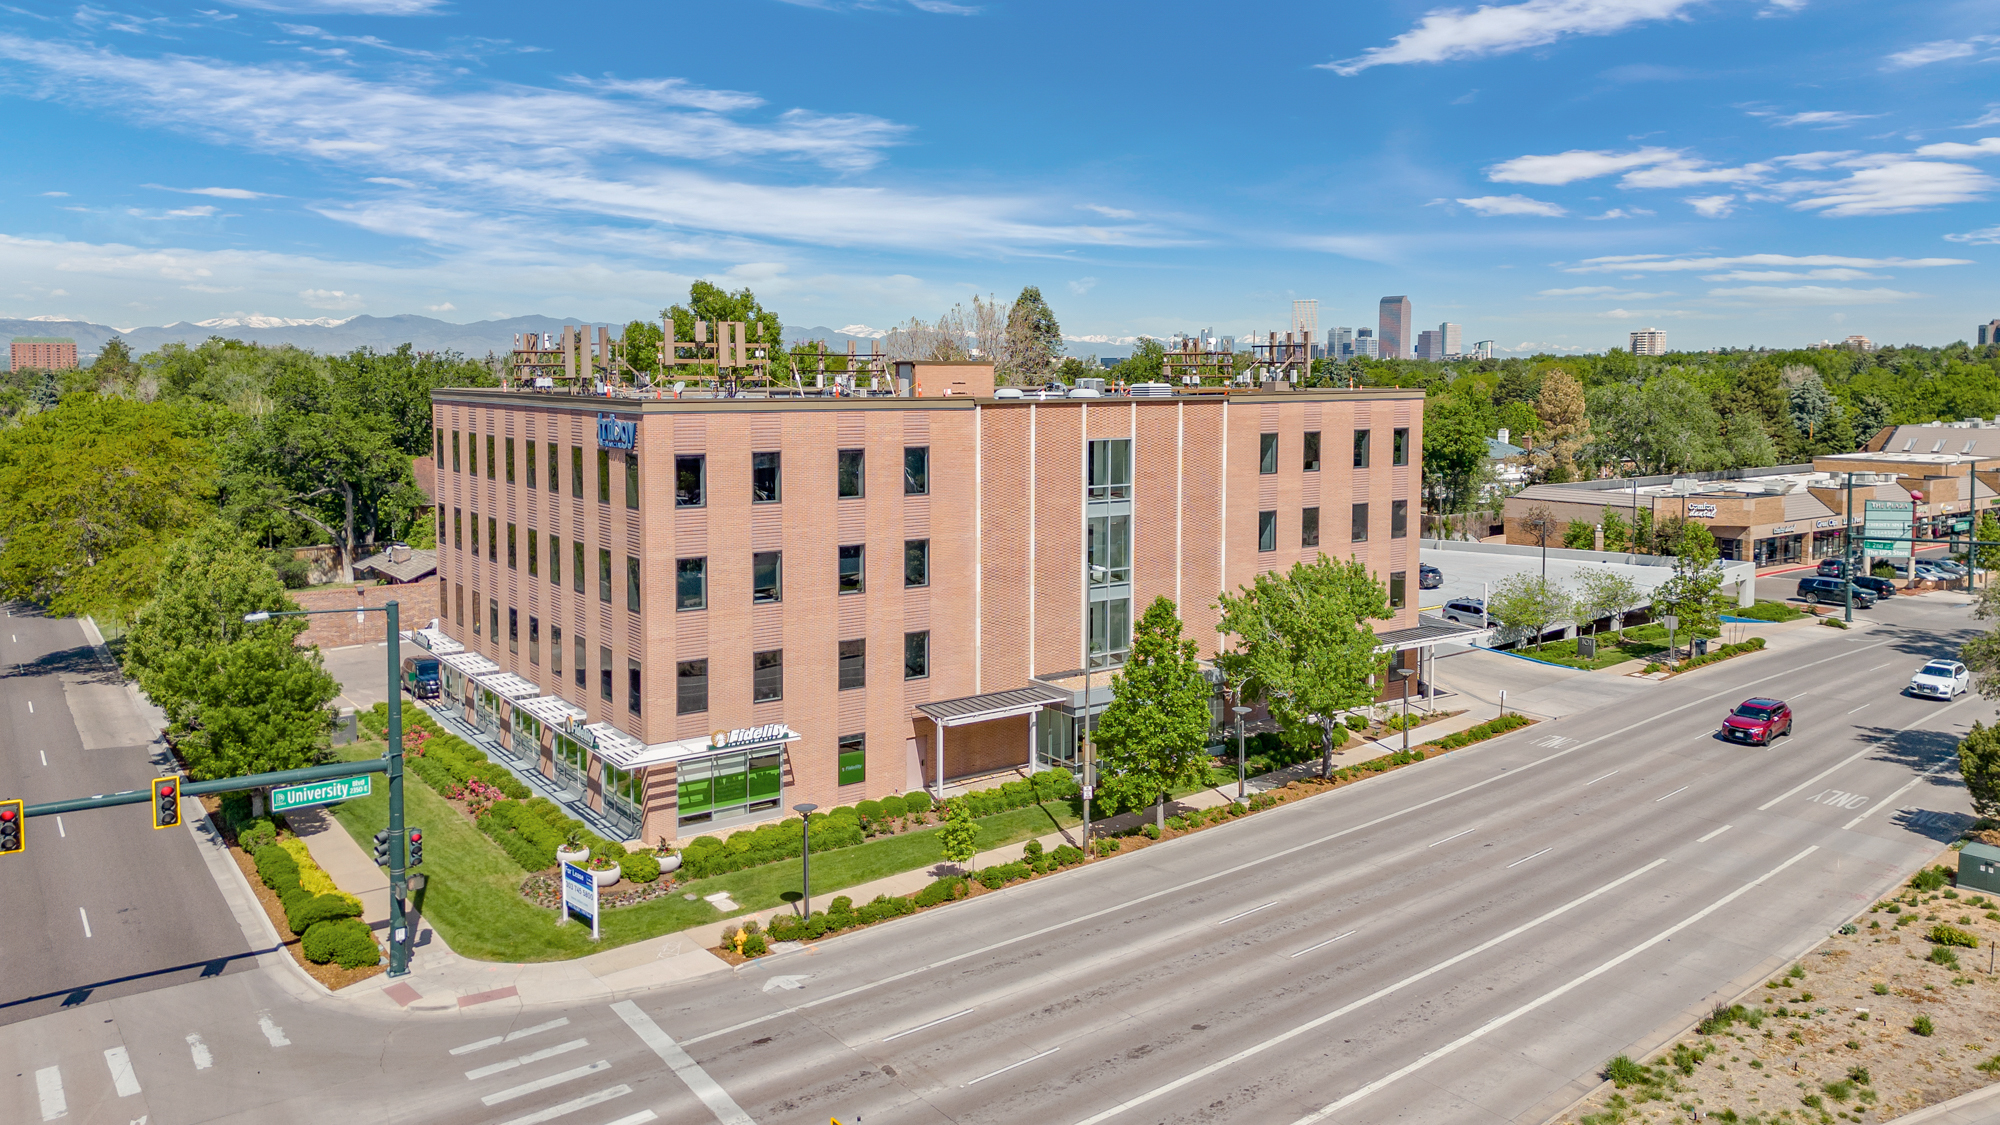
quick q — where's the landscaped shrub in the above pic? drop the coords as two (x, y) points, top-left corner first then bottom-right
(1605, 1055), (1649, 1088)
(856, 799), (883, 822)
(618, 849), (661, 884)
(878, 795), (908, 819)
(1051, 844), (1084, 866)
(914, 875), (968, 907)
(1429, 712), (1533, 751)
(374, 705), (531, 801)
(302, 919), (379, 968)
(255, 844), (302, 896)
(1911, 865), (1953, 892)
(1927, 922), (1980, 948)
(237, 816), (280, 852)
(286, 892), (364, 936)
(904, 791), (934, 815)
(1674, 636), (1768, 672)
(976, 861), (1031, 890)
(1345, 714), (1368, 731)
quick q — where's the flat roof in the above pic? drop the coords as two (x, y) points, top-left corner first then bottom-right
(430, 386), (1424, 412)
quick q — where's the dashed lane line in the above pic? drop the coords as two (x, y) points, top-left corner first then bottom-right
(1756, 697), (1969, 812)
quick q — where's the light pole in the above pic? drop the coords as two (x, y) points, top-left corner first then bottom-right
(1394, 667), (1414, 753)
(793, 803), (817, 918)
(1843, 472), (1854, 624)
(1232, 705), (1251, 805)
(244, 598), (410, 977)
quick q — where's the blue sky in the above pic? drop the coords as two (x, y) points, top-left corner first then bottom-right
(2, 0), (1997, 352)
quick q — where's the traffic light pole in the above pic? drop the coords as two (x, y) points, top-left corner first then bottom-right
(384, 600), (408, 977)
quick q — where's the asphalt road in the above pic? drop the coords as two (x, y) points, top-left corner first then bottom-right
(2, 591), (1988, 1125)
(0, 605), (257, 1028)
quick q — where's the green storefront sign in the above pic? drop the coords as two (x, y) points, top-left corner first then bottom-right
(270, 774), (373, 812)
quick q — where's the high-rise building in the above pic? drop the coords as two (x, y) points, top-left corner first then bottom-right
(9, 336), (77, 371)
(1378, 296), (1412, 359)
(1415, 330), (1442, 361)
(1354, 328), (1378, 359)
(1472, 340), (1495, 360)
(1440, 323), (1462, 358)
(1291, 299), (1319, 343)
(1978, 320), (2000, 347)
(1629, 328), (1667, 356)
(1328, 327), (1353, 358)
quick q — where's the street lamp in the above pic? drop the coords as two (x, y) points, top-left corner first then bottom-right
(1231, 705), (1252, 805)
(1394, 667), (1414, 753)
(793, 803), (818, 918)
(243, 598), (412, 977)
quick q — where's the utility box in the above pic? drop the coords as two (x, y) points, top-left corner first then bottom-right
(1693, 636), (1710, 657)
(1961, 842), (2000, 895)
(1578, 637), (1597, 659)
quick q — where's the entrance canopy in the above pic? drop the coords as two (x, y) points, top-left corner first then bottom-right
(916, 683), (1070, 728)
(439, 651), (498, 676)
(591, 723), (801, 771)
(1374, 615), (1491, 652)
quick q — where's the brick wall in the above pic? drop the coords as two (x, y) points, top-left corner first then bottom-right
(293, 580), (443, 649)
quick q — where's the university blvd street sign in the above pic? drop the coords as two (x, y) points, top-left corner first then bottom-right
(270, 774), (373, 813)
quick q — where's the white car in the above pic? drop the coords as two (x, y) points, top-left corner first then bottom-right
(1908, 660), (1970, 699)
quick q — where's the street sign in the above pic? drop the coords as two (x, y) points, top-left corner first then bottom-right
(559, 860), (599, 939)
(1862, 500), (1911, 554)
(271, 774), (373, 813)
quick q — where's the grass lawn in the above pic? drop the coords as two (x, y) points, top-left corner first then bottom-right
(1522, 621), (1723, 670)
(321, 740), (1081, 960)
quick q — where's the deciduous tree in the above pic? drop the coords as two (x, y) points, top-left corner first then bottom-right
(1652, 521), (1725, 645)
(1574, 567), (1643, 638)
(1958, 722), (2000, 820)
(1488, 573), (1572, 651)
(937, 798), (979, 873)
(1093, 597), (1217, 828)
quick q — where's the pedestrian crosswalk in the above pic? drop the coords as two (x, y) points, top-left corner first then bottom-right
(24, 1009), (296, 1121)
(450, 1015), (660, 1125)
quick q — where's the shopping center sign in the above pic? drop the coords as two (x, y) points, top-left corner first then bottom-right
(1862, 499), (1912, 554)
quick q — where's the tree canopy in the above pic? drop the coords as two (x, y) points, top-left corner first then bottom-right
(1092, 597), (1218, 826)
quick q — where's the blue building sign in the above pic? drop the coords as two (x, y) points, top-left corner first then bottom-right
(596, 413), (637, 449)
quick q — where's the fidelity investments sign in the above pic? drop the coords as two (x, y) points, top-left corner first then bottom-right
(709, 724), (799, 752)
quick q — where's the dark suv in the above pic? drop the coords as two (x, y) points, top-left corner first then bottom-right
(1851, 575), (1896, 599)
(1723, 697), (1793, 745)
(1796, 576), (1874, 608)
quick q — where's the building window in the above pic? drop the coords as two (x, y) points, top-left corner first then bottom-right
(905, 446), (929, 495)
(753, 551), (782, 604)
(572, 541), (584, 594)
(1303, 507), (1320, 548)
(626, 556), (641, 613)
(1258, 510), (1277, 553)
(455, 583), (464, 626)
(837, 734), (865, 787)
(1391, 499), (1408, 539)
(575, 635), (586, 688)
(1389, 570), (1407, 610)
(488, 517), (497, 562)
(904, 631), (929, 680)
(436, 428), (444, 466)
(1393, 427), (1409, 466)
(527, 529), (538, 577)
(1087, 438), (1131, 499)
(547, 441), (558, 491)
(1351, 503), (1369, 542)
(1354, 429), (1371, 469)
(1259, 433), (1278, 475)
(436, 504), (445, 542)
(490, 598), (500, 643)
(486, 435), (495, 480)
(453, 508), (462, 550)
(571, 446), (583, 498)
(678, 660), (710, 714)
(508, 607), (518, 654)
(452, 430), (461, 472)
(676, 455), (704, 507)
(838, 449), (864, 497)
(1304, 431), (1321, 472)
(470, 516), (479, 557)
(525, 440), (536, 489)
(628, 659), (643, 716)
(550, 535), (561, 585)
(597, 449), (611, 504)
(471, 587), (481, 633)
(753, 649), (783, 702)
(838, 544), (865, 594)
(1088, 596), (1131, 669)
(551, 624), (562, 676)
(1088, 513), (1132, 585)
(752, 450), (781, 503)
(468, 432), (478, 476)
(838, 638), (866, 690)
(624, 452), (640, 510)
(507, 523), (517, 570)
(677, 557), (706, 610)
(600, 645), (613, 701)
(505, 438), (515, 484)
(905, 539), (929, 587)
(598, 548), (612, 603)
(528, 615), (540, 665)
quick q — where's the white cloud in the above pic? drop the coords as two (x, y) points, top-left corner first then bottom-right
(1081, 204), (1137, 219)
(299, 288), (364, 309)
(1584, 207), (1653, 218)
(1456, 194), (1567, 216)
(1685, 194), (1736, 216)
(1068, 277), (1099, 295)
(1598, 307), (1687, 319)
(836, 323), (887, 337)
(1567, 253), (1971, 274)
(164, 205), (220, 218)
(1065, 334), (1140, 345)
(40, 191), (67, 197)
(1705, 285), (1922, 305)
(560, 75), (764, 112)
(1486, 145), (1680, 184)
(1620, 159), (1765, 188)
(224, 0), (445, 13)
(426, 301), (455, 312)
(144, 184), (272, 199)
(1700, 268), (1882, 281)
(1883, 37), (1997, 70)
(1785, 160), (1995, 216)
(1768, 150), (1859, 169)
(1537, 285), (1677, 298)
(1751, 109), (1887, 129)
(1322, 0), (1701, 76)
(1944, 224), (2000, 244)
(1962, 105), (2000, 129)
(1912, 137), (2000, 158)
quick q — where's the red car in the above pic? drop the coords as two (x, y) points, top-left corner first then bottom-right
(1723, 698), (1792, 744)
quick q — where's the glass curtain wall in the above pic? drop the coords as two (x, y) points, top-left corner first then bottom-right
(1086, 438), (1134, 669)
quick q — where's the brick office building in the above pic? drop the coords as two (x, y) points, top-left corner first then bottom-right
(421, 375), (1425, 843)
(9, 336), (77, 371)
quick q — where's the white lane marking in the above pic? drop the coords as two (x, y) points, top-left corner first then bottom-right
(36, 1066), (64, 1121)
(449, 1016), (572, 1056)
(491, 1086), (634, 1125)
(1585, 771), (1618, 786)
(481, 1061), (612, 1107)
(187, 1033), (213, 1070)
(40, 751), (47, 766)
(882, 1008), (975, 1042)
(257, 1012), (290, 1047)
(1654, 785), (1689, 803)
(1757, 697), (1969, 812)
(760, 975), (809, 993)
(1065, 857), (1670, 1125)
(1697, 824), (1732, 843)
(1843, 760), (1950, 830)
(612, 1001), (755, 1125)
(1866, 662), (1894, 671)
(27, 700), (33, 713)
(1504, 848), (1552, 869)
(1808, 789), (1869, 809)
(1427, 828), (1475, 848)
(1280, 846), (1821, 1125)
(1289, 930), (1358, 959)
(56, 816), (63, 836)
(465, 1039), (590, 1081)
(80, 908), (92, 938)
(595, 1113), (658, 1125)
(966, 1047), (1060, 1087)
(683, 638), (1888, 1051)
(1215, 901), (1278, 926)
(104, 1047), (142, 1097)
(1846, 703), (1870, 715)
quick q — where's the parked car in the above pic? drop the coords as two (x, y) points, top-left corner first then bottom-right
(1908, 660), (1970, 699)
(1722, 697), (1793, 745)
(1851, 575), (1897, 599)
(1927, 558), (1968, 579)
(1795, 576), (1875, 608)
(1418, 563), (1443, 589)
(1816, 558), (1849, 578)
(1440, 597), (1490, 626)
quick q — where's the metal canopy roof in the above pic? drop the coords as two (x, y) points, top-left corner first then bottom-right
(917, 682), (1071, 728)
(1375, 615), (1491, 652)
(405, 628), (462, 655)
(594, 727), (802, 771)
(478, 672), (541, 699)
(516, 695), (586, 728)
(439, 652), (498, 675)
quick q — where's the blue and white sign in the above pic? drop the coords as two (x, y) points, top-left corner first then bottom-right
(596, 413), (637, 450)
(560, 860), (599, 939)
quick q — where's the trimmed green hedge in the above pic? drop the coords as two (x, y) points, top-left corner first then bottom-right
(365, 703), (530, 801)
(1427, 712), (1534, 751)
(1675, 636), (1766, 672)
(480, 797), (615, 873)
(285, 891), (363, 936)
(302, 919), (380, 968)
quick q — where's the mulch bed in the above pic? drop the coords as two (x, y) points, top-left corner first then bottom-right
(202, 795), (385, 992)
(518, 868), (681, 909)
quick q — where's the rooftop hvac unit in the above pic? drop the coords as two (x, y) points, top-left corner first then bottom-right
(1076, 377), (1106, 393)
(1672, 477), (1696, 494)
(1127, 382), (1173, 397)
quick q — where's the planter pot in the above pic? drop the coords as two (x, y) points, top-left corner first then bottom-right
(659, 854), (682, 874)
(589, 863), (622, 888)
(554, 846), (590, 867)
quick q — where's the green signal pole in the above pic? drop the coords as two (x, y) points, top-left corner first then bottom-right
(385, 599), (408, 977)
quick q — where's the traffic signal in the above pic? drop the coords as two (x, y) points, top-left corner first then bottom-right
(0, 800), (22, 855)
(407, 829), (424, 867)
(152, 778), (181, 830)
(372, 829), (391, 867)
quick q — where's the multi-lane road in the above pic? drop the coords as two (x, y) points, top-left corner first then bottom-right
(2, 590), (1988, 1125)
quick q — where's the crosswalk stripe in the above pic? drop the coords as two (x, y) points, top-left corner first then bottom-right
(482, 1061), (612, 1106)
(257, 1012), (290, 1048)
(596, 1112), (657, 1125)
(104, 1047), (142, 1097)
(452, 1017), (572, 1057)
(612, 1001), (755, 1125)
(35, 1065), (65, 1121)
(187, 1034), (213, 1071)
(465, 1039), (589, 1081)
(491, 1085), (633, 1125)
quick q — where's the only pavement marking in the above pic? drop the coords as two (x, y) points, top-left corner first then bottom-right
(104, 1047), (141, 1097)
(36, 1066), (63, 1122)
(612, 1000), (755, 1125)
(451, 1017), (571, 1056)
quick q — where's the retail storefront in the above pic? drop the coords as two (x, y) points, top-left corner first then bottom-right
(582, 723), (802, 838)
(1752, 525), (1804, 567)
(1810, 517), (1850, 560)
(515, 695), (586, 780)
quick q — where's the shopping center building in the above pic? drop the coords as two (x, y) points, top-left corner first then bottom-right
(416, 370), (1426, 843)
